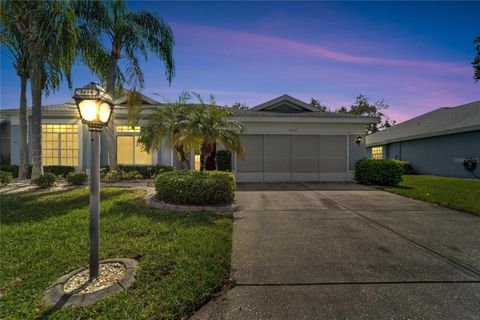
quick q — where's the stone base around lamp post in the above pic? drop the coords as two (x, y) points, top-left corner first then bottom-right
(43, 258), (138, 308)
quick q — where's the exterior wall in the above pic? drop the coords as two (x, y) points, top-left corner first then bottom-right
(368, 131), (480, 178)
(348, 134), (367, 170)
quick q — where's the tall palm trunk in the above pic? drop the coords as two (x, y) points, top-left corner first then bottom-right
(30, 62), (43, 179)
(176, 148), (189, 170)
(105, 55), (118, 168)
(200, 143), (213, 173)
(18, 75), (30, 179)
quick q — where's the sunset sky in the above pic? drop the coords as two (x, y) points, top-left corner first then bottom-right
(1, 1), (479, 122)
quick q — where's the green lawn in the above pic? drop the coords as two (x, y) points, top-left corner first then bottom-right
(385, 175), (480, 215)
(0, 188), (232, 319)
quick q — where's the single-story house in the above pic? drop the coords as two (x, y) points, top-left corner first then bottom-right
(0, 88), (378, 182)
(366, 100), (480, 179)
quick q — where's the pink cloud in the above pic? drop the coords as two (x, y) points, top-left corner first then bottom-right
(174, 23), (471, 75)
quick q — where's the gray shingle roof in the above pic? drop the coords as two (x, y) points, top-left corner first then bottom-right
(366, 100), (480, 146)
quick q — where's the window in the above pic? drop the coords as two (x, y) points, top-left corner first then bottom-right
(42, 124), (79, 166)
(194, 154), (201, 171)
(115, 126), (152, 165)
(372, 146), (383, 159)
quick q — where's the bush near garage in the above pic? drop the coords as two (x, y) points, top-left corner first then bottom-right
(215, 150), (231, 171)
(0, 171), (13, 186)
(393, 160), (414, 174)
(66, 171), (88, 185)
(355, 158), (404, 186)
(118, 165), (174, 179)
(155, 170), (236, 205)
(32, 173), (57, 188)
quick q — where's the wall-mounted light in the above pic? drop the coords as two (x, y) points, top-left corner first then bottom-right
(356, 136), (362, 145)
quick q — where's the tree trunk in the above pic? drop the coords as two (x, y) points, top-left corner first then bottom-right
(18, 75), (30, 179)
(30, 63), (43, 179)
(205, 143), (216, 171)
(175, 147), (189, 169)
(200, 143), (213, 173)
(105, 56), (118, 168)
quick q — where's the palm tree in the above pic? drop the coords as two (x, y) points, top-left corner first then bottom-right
(189, 94), (244, 172)
(76, 0), (175, 168)
(26, 0), (78, 179)
(138, 92), (195, 170)
(0, 0), (30, 178)
(2, 0), (78, 179)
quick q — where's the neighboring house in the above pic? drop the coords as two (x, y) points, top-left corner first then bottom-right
(366, 100), (480, 179)
(0, 88), (377, 182)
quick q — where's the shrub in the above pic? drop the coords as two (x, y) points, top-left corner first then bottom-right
(155, 170), (235, 205)
(118, 165), (174, 179)
(66, 171), (88, 185)
(33, 173), (57, 188)
(0, 164), (32, 178)
(215, 150), (231, 171)
(102, 169), (143, 181)
(44, 166), (75, 177)
(393, 160), (413, 174)
(0, 171), (13, 186)
(355, 158), (404, 186)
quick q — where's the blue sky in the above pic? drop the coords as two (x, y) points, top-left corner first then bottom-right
(1, 1), (479, 122)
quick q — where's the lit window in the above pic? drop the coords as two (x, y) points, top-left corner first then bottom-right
(116, 126), (152, 165)
(42, 124), (79, 166)
(115, 126), (141, 133)
(194, 154), (201, 171)
(372, 146), (383, 159)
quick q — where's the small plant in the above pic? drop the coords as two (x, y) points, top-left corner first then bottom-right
(33, 173), (57, 188)
(66, 171), (88, 185)
(102, 169), (143, 181)
(0, 171), (13, 186)
(155, 170), (236, 205)
(355, 158), (404, 186)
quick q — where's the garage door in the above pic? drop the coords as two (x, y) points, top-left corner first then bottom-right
(236, 135), (347, 182)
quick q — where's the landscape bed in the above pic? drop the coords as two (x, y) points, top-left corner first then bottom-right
(0, 188), (232, 319)
(385, 175), (480, 215)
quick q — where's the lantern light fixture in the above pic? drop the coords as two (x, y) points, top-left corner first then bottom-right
(73, 82), (114, 131)
(356, 136), (363, 145)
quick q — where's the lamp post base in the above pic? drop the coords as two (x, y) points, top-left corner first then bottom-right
(44, 258), (138, 308)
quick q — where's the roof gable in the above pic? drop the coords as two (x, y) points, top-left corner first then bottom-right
(251, 94), (318, 113)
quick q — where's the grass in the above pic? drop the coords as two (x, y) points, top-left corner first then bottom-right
(0, 188), (232, 319)
(385, 175), (480, 215)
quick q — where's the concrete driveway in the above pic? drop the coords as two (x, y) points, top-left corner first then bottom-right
(194, 183), (480, 320)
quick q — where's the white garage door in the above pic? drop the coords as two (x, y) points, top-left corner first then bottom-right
(236, 135), (347, 182)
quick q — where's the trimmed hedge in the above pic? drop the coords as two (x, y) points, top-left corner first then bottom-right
(0, 165), (31, 178)
(102, 169), (143, 181)
(33, 173), (56, 188)
(44, 166), (75, 177)
(118, 165), (174, 179)
(215, 150), (232, 171)
(0, 171), (13, 186)
(355, 158), (404, 186)
(66, 171), (88, 185)
(0, 165), (76, 178)
(155, 170), (236, 205)
(393, 160), (413, 174)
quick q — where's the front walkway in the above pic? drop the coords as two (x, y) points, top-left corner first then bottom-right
(194, 183), (480, 319)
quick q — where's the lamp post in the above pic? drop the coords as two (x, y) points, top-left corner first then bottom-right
(73, 82), (114, 280)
